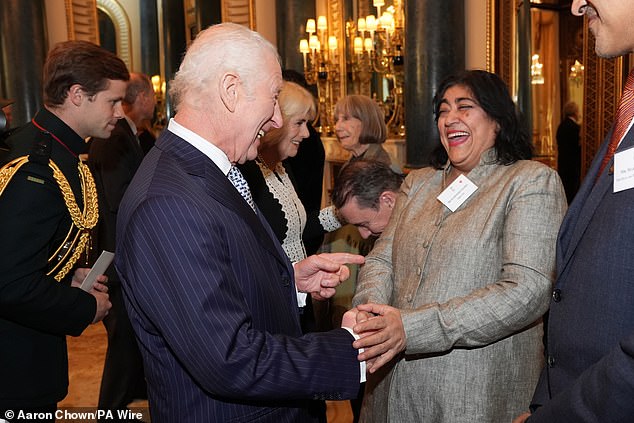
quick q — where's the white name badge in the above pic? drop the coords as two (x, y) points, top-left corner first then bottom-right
(613, 147), (634, 193)
(437, 174), (478, 212)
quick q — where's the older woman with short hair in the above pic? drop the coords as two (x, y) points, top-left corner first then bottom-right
(334, 94), (401, 173)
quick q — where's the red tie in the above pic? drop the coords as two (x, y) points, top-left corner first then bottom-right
(597, 69), (634, 178)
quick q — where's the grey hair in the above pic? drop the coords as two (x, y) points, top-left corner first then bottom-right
(124, 73), (153, 105)
(169, 23), (280, 111)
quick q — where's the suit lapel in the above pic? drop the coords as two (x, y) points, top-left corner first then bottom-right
(558, 126), (634, 277)
(119, 119), (145, 162)
(156, 132), (292, 272)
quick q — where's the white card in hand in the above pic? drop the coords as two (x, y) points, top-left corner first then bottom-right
(80, 251), (115, 291)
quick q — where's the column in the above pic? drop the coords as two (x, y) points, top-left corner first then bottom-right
(0, 0), (47, 126)
(405, 0), (465, 168)
(516, 0), (533, 139)
(275, 0), (316, 73)
(158, 0), (187, 120)
(140, 0), (160, 76)
(196, 0), (221, 30)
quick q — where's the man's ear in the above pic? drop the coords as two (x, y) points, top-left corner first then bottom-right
(380, 191), (397, 208)
(219, 73), (239, 112)
(68, 84), (85, 107)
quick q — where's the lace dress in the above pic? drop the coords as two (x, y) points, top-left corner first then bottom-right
(239, 158), (340, 262)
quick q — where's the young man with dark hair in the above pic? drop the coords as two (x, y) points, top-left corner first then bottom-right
(0, 40), (127, 420)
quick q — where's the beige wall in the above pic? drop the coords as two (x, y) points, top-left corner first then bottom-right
(44, 0), (68, 50)
(255, 0), (277, 46)
(465, 0), (488, 70)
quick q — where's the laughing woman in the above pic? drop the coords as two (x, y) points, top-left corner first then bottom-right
(239, 81), (341, 276)
(351, 70), (568, 422)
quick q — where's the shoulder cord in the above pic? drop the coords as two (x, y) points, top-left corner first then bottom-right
(0, 157), (99, 281)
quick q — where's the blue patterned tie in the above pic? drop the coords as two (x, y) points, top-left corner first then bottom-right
(227, 166), (256, 212)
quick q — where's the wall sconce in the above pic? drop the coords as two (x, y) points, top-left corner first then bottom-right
(299, 0), (405, 138)
(531, 54), (544, 85)
(568, 60), (584, 87)
(298, 15), (343, 134)
(151, 74), (167, 129)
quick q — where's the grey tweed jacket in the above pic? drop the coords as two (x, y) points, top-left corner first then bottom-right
(353, 149), (567, 422)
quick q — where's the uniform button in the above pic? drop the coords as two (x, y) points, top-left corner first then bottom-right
(547, 355), (555, 367)
(552, 289), (562, 302)
(281, 276), (290, 287)
(416, 266), (422, 276)
(422, 241), (429, 248)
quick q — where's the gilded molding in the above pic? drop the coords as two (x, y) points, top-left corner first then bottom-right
(221, 0), (256, 30)
(96, 0), (132, 70)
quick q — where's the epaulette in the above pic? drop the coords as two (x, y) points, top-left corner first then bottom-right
(0, 130), (52, 195)
(0, 130), (99, 282)
(28, 130), (53, 166)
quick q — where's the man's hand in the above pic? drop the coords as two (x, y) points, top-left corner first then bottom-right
(352, 303), (406, 373)
(295, 253), (364, 299)
(512, 412), (531, 423)
(91, 290), (112, 323)
(71, 267), (109, 293)
(341, 307), (359, 329)
(72, 268), (112, 323)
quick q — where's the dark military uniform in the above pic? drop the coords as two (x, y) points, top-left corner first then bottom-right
(0, 108), (96, 413)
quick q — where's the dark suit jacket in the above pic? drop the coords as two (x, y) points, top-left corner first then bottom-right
(284, 124), (325, 255)
(88, 118), (147, 409)
(89, 118), (144, 282)
(0, 109), (96, 408)
(115, 130), (360, 422)
(530, 120), (634, 421)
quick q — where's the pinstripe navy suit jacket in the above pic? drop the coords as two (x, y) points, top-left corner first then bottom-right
(529, 119), (634, 421)
(115, 130), (360, 423)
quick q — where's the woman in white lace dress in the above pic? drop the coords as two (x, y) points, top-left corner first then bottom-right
(238, 81), (341, 265)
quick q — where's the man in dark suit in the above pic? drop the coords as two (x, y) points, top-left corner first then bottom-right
(0, 40), (118, 420)
(89, 72), (156, 418)
(514, 1), (634, 421)
(115, 23), (366, 423)
(556, 101), (581, 203)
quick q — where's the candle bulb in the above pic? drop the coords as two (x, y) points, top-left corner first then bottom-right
(364, 37), (374, 52)
(366, 15), (377, 40)
(354, 37), (363, 55)
(328, 36), (338, 51)
(328, 36), (338, 62)
(309, 35), (320, 52)
(380, 12), (393, 29)
(306, 19), (315, 35)
(299, 39), (310, 68)
(357, 17), (366, 35)
(151, 75), (161, 94)
(317, 16), (328, 31)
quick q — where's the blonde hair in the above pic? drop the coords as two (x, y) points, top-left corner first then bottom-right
(262, 81), (316, 147)
(279, 81), (316, 122)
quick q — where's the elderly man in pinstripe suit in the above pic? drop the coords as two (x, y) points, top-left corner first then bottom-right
(115, 23), (365, 423)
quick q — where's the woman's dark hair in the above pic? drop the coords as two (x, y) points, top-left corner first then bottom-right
(430, 70), (532, 169)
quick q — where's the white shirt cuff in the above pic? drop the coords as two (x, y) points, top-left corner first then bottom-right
(296, 288), (307, 307)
